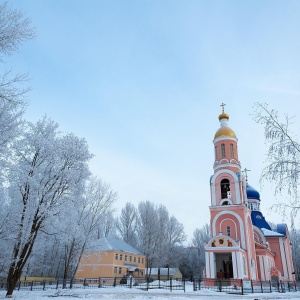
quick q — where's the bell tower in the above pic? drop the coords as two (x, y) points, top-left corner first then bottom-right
(205, 105), (257, 280)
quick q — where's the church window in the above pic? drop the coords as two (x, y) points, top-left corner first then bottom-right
(215, 146), (217, 160)
(221, 144), (226, 158)
(230, 143), (234, 158)
(220, 179), (230, 199)
(227, 226), (231, 236)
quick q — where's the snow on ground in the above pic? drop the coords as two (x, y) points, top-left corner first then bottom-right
(1, 283), (300, 300)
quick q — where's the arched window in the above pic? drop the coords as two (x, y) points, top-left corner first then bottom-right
(215, 146), (217, 160)
(230, 143), (234, 158)
(227, 226), (231, 236)
(221, 144), (226, 158)
(220, 179), (230, 199)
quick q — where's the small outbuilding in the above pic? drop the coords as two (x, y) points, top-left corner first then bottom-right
(146, 268), (182, 280)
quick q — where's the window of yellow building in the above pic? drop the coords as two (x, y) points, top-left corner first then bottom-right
(134, 257), (136, 262)
(125, 255), (127, 261)
(119, 267), (122, 274)
(138, 257), (140, 263)
(130, 256), (132, 262)
(115, 254), (118, 260)
(120, 254), (123, 260)
(114, 267), (117, 274)
(142, 258), (144, 264)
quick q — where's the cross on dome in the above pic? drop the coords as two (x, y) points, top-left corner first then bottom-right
(220, 102), (226, 113)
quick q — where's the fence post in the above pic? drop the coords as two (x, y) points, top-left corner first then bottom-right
(269, 280), (271, 293)
(130, 276), (133, 289)
(280, 280), (284, 293)
(199, 278), (201, 290)
(56, 279), (59, 289)
(113, 277), (116, 287)
(250, 279), (253, 293)
(260, 280), (263, 293)
(193, 278), (196, 291)
(277, 280), (280, 293)
(183, 277), (185, 293)
(69, 279), (73, 289)
(170, 277), (172, 292)
(294, 281), (297, 292)
(43, 280), (46, 291)
(146, 277), (149, 291)
(241, 279), (243, 295)
(17, 281), (20, 291)
(98, 277), (101, 288)
(30, 281), (33, 291)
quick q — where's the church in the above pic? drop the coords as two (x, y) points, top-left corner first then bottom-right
(204, 105), (295, 282)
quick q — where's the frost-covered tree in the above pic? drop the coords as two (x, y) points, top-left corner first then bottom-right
(4, 117), (92, 297)
(116, 202), (138, 247)
(290, 228), (300, 280)
(253, 102), (300, 225)
(192, 224), (209, 276)
(137, 201), (159, 273)
(136, 201), (186, 273)
(0, 2), (35, 158)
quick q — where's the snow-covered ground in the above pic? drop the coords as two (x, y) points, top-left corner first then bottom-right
(1, 284), (300, 299)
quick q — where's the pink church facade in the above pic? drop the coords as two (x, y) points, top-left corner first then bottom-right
(204, 107), (295, 282)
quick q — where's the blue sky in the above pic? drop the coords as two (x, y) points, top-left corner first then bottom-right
(7, 0), (300, 241)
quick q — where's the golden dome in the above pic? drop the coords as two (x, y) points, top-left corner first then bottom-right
(214, 126), (236, 139)
(218, 113), (229, 120)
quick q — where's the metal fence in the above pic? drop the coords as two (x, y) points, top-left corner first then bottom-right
(1, 277), (299, 295)
(0, 277), (186, 292)
(192, 278), (300, 294)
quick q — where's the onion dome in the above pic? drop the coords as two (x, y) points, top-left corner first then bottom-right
(251, 211), (271, 230)
(214, 112), (236, 139)
(246, 183), (261, 201)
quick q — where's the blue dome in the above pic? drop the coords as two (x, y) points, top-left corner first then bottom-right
(251, 211), (271, 230)
(246, 183), (260, 201)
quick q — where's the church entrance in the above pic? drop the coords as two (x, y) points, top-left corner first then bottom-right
(215, 253), (233, 279)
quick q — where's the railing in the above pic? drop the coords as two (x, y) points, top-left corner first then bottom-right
(1, 277), (299, 295)
(192, 278), (300, 294)
(0, 277), (186, 292)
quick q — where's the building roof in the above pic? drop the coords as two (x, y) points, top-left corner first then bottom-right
(261, 228), (284, 237)
(146, 268), (179, 276)
(88, 237), (144, 255)
(273, 224), (287, 237)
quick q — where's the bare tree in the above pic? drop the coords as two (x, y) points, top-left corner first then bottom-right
(253, 102), (300, 225)
(116, 202), (138, 247)
(137, 201), (160, 274)
(192, 224), (210, 277)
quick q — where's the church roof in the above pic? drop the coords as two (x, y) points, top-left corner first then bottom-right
(261, 228), (284, 237)
(246, 183), (260, 201)
(251, 211), (271, 230)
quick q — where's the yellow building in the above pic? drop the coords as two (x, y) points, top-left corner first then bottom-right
(75, 238), (146, 278)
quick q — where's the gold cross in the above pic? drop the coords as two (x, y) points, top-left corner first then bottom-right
(220, 102), (226, 113)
